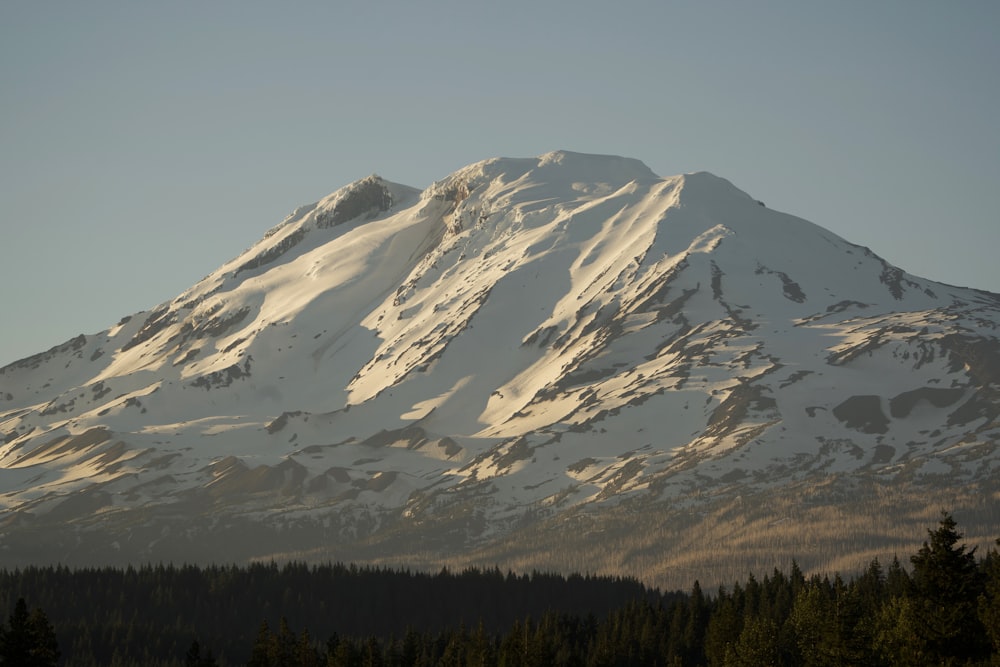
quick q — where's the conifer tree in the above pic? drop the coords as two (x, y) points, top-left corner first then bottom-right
(683, 580), (709, 664)
(908, 511), (987, 662)
(978, 538), (1000, 655)
(274, 617), (297, 666)
(789, 584), (829, 665)
(0, 597), (59, 667)
(726, 615), (779, 666)
(247, 620), (273, 667)
(0, 598), (32, 664)
(468, 621), (495, 667)
(874, 594), (925, 665)
(361, 634), (383, 667)
(295, 627), (322, 667)
(184, 639), (218, 667)
(884, 554), (910, 598)
(704, 590), (740, 667)
(328, 636), (359, 667)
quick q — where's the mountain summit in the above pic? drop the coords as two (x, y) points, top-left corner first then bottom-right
(2, 151), (998, 588)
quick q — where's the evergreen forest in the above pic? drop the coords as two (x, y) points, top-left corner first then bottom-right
(1, 512), (998, 666)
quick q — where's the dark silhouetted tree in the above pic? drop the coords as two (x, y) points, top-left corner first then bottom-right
(908, 511), (987, 662)
(0, 598), (59, 667)
(978, 538), (1000, 655)
(184, 639), (218, 667)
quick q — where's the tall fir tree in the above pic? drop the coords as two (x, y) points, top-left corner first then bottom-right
(908, 511), (988, 663)
(0, 598), (59, 667)
(978, 538), (1000, 655)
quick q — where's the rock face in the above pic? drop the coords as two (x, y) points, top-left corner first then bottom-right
(1, 151), (998, 589)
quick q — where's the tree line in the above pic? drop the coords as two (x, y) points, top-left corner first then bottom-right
(0, 561), (664, 666)
(1, 512), (998, 665)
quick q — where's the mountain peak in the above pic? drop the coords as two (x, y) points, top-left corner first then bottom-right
(535, 149), (658, 181)
(427, 150), (659, 209)
(677, 170), (752, 200)
(2, 152), (998, 588)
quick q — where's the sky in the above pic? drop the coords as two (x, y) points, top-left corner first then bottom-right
(2, 1), (998, 368)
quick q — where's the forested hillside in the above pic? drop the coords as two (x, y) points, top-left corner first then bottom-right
(0, 513), (997, 665)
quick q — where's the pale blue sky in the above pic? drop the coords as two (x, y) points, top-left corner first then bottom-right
(2, 1), (998, 367)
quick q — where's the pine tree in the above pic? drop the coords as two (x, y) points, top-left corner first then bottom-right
(683, 580), (709, 665)
(399, 628), (421, 667)
(848, 560), (886, 666)
(726, 615), (779, 666)
(874, 594), (925, 665)
(0, 598), (32, 664)
(273, 617), (297, 667)
(908, 511), (987, 662)
(329, 636), (359, 667)
(0, 598), (60, 667)
(361, 635), (383, 667)
(704, 591), (740, 667)
(467, 621), (495, 667)
(978, 538), (1000, 655)
(438, 627), (466, 667)
(884, 554), (910, 598)
(184, 639), (218, 667)
(247, 620), (273, 667)
(789, 584), (829, 666)
(295, 627), (321, 667)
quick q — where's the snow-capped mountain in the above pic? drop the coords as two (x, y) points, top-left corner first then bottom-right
(2, 151), (998, 588)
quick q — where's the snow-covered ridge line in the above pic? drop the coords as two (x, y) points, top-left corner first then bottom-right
(0, 150), (997, 583)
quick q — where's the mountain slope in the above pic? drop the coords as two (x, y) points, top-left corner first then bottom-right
(2, 151), (998, 588)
